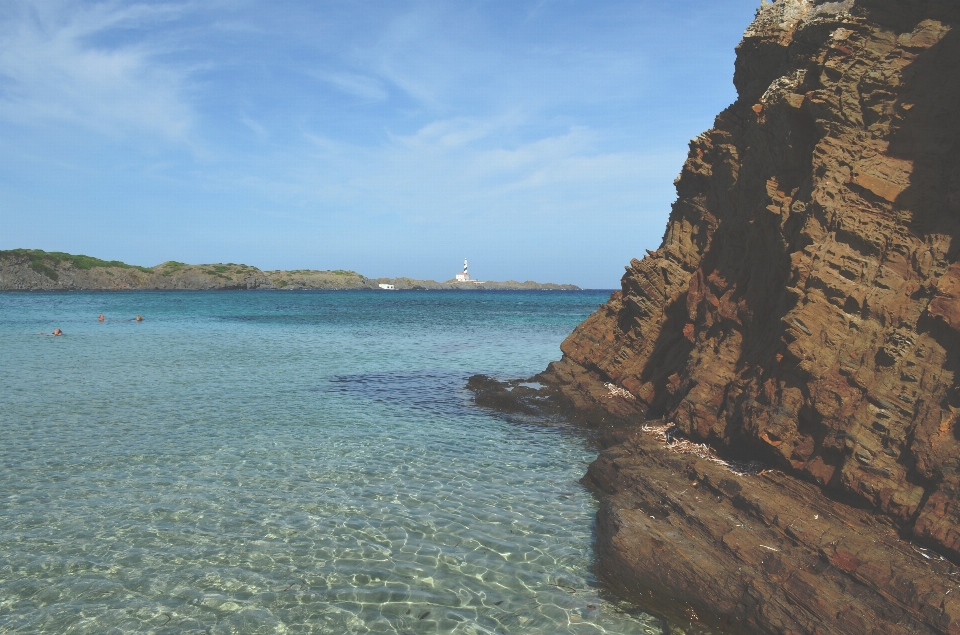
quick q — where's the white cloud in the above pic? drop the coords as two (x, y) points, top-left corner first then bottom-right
(0, 0), (193, 141)
(291, 115), (680, 227)
(308, 70), (388, 102)
(240, 115), (267, 138)
(392, 114), (521, 151)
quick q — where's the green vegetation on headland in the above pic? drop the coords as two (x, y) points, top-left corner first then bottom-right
(0, 249), (580, 291)
(2, 249), (154, 282)
(160, 261), (185, 276)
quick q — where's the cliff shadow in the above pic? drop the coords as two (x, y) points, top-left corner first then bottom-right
(632, 101), (819, 435)
(888, 25), (960, 244)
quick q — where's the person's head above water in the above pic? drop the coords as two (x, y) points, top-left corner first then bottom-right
(135, 315), (142, 322)
(98, 314), (104, 322)
(52, 328), (63, 336)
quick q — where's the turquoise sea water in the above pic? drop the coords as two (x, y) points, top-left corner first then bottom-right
(0, 291), (661, 635)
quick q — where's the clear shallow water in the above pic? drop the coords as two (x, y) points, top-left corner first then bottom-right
(0, 291), (661, 635)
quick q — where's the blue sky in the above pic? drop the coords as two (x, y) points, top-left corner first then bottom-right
(0, 0), (761, 288)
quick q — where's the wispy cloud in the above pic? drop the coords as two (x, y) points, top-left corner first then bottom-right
(308, 70), (388, 102)
(0, 0), (758, 286)
(525, 0), (559, 23)
(239, 115), (267, 138)
(0, 0), (193, 141)
(292, 114), (680, 227)
(392, 114), (521, 150)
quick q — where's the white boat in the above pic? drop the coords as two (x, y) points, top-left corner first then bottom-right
(378, 283), (396, 290)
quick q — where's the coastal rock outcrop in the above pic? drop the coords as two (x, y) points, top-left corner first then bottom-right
(531, 0), (960, 632)
(0, 251), (276, 290)
(0, 250), (579, 291)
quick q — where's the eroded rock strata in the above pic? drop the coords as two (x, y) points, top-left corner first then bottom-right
(511, 0), (960, 632)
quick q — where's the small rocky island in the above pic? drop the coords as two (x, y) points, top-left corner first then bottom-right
(472, 0), (960, 633)
(0, 250), (579, 291)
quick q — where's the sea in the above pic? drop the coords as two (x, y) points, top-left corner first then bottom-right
(0, 291), (664, 635)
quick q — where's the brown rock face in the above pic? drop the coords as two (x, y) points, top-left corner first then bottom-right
(584, 430), (960, 635)
(538, 0), (960, 632)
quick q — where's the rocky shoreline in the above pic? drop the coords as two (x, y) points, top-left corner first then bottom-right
(0, 250), (579, 291)
(472, 0), (960, 632)
(470, 372), (960, 635)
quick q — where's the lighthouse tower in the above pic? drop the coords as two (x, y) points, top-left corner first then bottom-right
(456, 258), (470, 282)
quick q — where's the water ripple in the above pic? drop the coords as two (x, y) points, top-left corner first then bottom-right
(0, 291), (659, 634)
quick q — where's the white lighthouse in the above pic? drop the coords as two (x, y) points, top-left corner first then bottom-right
(456, 258), (470, 282)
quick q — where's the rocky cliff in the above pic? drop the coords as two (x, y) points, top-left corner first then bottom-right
(529, 0), (960, 632)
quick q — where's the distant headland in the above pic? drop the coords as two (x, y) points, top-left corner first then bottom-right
(0, 249), (580, 291)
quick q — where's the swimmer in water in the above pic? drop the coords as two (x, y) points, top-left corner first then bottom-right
(38, 329), (64, 336)
(98, 314), (105, 322)
(135, 315), (143, 322)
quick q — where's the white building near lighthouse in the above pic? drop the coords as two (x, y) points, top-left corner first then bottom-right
(453, 259), (484, 284)
(456, 258), (470, 282)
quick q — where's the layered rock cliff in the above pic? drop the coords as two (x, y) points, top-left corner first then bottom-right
(533, 0), (960, 632)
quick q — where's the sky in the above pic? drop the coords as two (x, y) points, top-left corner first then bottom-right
(0, 0), (762, 289)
